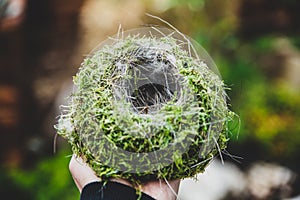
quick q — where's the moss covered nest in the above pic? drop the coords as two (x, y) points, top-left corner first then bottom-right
(55, 27), (234, 183)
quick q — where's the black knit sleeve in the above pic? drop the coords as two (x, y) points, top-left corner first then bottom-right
(80, 181), (156, 200)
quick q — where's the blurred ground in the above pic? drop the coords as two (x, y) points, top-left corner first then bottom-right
(179, 159), (297, 200)
(0, 0), (300, 199)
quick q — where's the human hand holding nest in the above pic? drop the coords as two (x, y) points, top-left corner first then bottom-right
(69, 155), (180, 200)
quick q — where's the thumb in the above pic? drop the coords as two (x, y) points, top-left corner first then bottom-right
(69, 155), (100, 192)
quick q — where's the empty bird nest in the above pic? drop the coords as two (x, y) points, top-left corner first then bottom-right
(55, 26), (234, 184)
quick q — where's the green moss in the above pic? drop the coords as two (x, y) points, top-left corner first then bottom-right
(55, 27), (233, 184)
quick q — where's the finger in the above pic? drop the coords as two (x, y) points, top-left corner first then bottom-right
(69, 155), (100, 192)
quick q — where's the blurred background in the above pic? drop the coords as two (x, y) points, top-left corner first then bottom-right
(0, 0), (300, 199)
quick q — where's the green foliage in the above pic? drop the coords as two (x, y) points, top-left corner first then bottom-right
(240, 81), (300, 155)
(188, 0), (300, 156)
(168, 0), (207, 9)
(210, 33), (300, 156)
(7, 150), (79, 200)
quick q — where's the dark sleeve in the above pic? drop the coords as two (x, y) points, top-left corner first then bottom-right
(80, 181), (156, 200)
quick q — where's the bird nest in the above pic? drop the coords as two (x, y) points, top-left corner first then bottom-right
(55, 27), (234, 184)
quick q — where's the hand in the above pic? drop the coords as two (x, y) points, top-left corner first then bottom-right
(69, 155), (180, 200)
